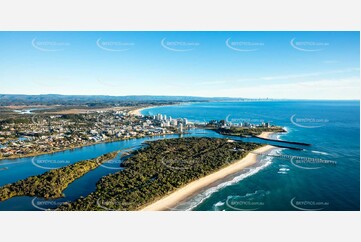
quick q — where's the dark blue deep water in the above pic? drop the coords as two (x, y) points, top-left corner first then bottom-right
(142, 101), (360, 211)
(0, 101), (359, 211)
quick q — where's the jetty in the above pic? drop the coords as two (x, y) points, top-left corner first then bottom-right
(253, 136), (311, 146)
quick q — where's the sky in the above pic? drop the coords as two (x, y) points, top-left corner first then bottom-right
(0, 31), (359, 100)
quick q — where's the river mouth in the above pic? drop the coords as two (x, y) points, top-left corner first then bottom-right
(1, 100), (359, 211)
(0, 129), (220, 210)
(0, 128), (286, 211)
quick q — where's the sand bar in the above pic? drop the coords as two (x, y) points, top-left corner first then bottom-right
(256, 131), (274, 139)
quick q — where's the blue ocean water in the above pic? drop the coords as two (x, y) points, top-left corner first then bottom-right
(142, 101), (360, 211)
(0, 100), (359, 211)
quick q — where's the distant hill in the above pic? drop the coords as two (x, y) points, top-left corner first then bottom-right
(0, 94), (255, 106)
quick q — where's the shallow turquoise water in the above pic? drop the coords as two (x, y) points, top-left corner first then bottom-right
(0, 100), (359, 211)
(142, 101), (360, 211)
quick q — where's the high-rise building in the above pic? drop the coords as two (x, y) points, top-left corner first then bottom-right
(178, 123), (183, 133)
(157, 114), (163, 121)
(171, 119), (178, 126)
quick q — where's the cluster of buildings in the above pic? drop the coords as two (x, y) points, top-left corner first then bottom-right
(152, 114), (190, 133)
(0, 110), (192, 159)
(207, 119), (271, 129)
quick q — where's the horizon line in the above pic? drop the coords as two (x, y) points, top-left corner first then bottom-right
(0, 93), (359, 101)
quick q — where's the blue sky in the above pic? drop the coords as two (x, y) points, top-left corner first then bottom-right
(0, 31), (359, 99)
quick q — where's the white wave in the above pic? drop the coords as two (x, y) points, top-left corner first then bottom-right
(214, 201), (225, 207)
(173, 148), (280, 211)
(311, 150), (329, 155)
(279, 168), (290, 172)
(283, 126), (290, 133)
(275, 126), (291, 141)
(275, 149), (283, 155)
(227, 190), (269, 201)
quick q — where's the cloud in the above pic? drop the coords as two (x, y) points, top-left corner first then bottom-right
(198, 67), (360, 85)
(216, 78), (360, 99)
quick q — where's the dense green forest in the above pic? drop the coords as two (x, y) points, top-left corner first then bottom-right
(213, 126), (285, 137)
(0, 151), (118, 201)
(57, 137), (263, 211)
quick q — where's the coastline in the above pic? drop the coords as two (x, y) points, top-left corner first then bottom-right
(129, 106), (152, 116)
(141, 133), (275, 211)
(129, 104), (174, 116)
(256, 131), (275, 139)
(129, 102), (186, 116)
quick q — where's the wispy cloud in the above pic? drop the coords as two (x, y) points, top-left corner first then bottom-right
(216, 77), (360, 100)
(198, 67), (360, 85)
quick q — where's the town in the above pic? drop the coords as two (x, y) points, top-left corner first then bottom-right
(204, 119), (285, 137)
(0, 110), (193, 159)
(206, 119), (272, 129)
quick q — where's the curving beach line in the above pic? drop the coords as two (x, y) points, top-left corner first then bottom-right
(141, 132), (275, 211)
(129, 106), (155, 116)
(256, 131), (275, 139)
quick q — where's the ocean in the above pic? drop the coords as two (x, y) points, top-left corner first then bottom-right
(141, 100), (360, 211)
(0, 100), (359, 211)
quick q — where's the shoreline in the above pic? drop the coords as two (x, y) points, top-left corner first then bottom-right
(256, 131), (275, 139)
(0, 132), (182, 161)
(0, 151), (119, 202)
(129, 106), (154, 116)
(129, 102), (189, 116)
(141, 137), (275, 211)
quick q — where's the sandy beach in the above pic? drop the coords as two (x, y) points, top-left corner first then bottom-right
(129, 106), (153, 116)
(141, 143), (275, 211)
(257, 131), (274, 139)
(129, 108), (143, 116)
(129, 103), (181, 116)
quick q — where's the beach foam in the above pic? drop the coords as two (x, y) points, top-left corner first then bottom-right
(171, 148), (279, 211)
(311, 150), (329, 155)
